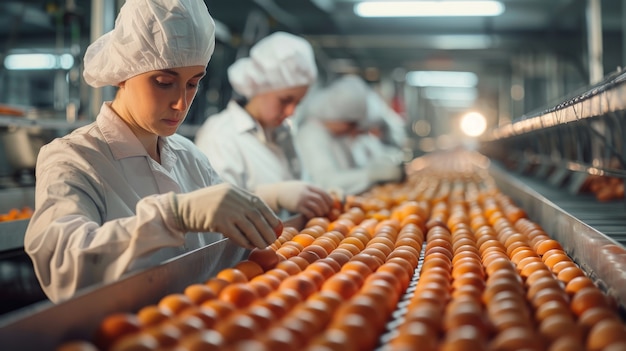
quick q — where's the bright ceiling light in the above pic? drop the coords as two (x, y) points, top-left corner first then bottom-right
(423, 87), (477, 101)
(4, 53), (74, 70)
(355, 1), (505, 17)
(406, 71), (478, 88)
(460, 111), (487, 137)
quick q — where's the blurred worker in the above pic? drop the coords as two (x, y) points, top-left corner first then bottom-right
(195, 32), (333, 219)
(296, 75), (406, 195)
(24, 0), (282, 303)
(351, 89), (407, 168)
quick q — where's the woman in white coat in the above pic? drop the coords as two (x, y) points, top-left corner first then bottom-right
(296, 75), (406, 195)
(195, 32), (333, 219)
(24, 0), (281, 303)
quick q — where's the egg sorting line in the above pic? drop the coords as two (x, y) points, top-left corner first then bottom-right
(39, 151), (626, 350)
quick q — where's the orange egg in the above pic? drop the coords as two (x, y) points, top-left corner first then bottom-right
(489, 326), (542, 350)
(177, 329), (224, 351)
(247, 248), (279, 271)
(586, 319), (626, 351)
(158, 294), (194, 315)
(577, 307), (621, 335)
(214, 314), (259, 345)
(564, 276), (596, 295)
(321, 272), (360, 300)
(275, 259), (303, 276)
(390, 321), (438, 351)
(136, 305), (173, 328)
(538, 313), (581, 341)
(107, 333), (158, 351)
(184, 284), (218, 305)
(178, 306), (219, 329)
(570, 287), (609, 316)
(216, 268), (249, 284)
(218, 283), (258, 309)
(439, 325), (488, 351)
(556, 266), (585, 284)
(93, 313), (142, 350)
(279, 275), (318, 300)
(199, 299), (236, 319)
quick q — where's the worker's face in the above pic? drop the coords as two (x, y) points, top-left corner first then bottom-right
(323, 120), (362, 137)
(250, 85), (309, 128)
(116, 66), (206, 137)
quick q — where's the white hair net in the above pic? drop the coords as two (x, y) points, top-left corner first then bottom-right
(228, 32), (317, 98)
(303, 75), (369, 123)
(83, 0), (216, 88)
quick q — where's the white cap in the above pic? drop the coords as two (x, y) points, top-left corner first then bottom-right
(305, 75), (369, 122)
(83, 0), (216, 88)
(228, 32), (317, 98)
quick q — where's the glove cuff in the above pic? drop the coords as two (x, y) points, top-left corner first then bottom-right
(168, 192), (187, 232)
(254, 183), (281, 212)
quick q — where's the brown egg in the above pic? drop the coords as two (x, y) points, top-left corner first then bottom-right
(108, 333), (158, 351)
(489, 327), (543, 351)
(586, 319), (626, 351)
(530, 287), (569, 308)
(550, 260), (577, 274)
(440, 325), (487, 351)
(534, 299), (571, 322)
(93, 313), (142, 350)
(564, 276), (595, 295)
(390, 321), (438, 351)
(520, 261), (551, 279)
(538, 314), (581, 341)
(443, 301), (489, 336)
(547, 336), (585, 351)
(489, 310), (533, 332)
(178, 330), (225, 351)
(556, 266), (585, 284)
(577, 307), (621, 335)
(54, 341), (98, 351)
(526, 276), (564, 300)
(570, 287), (609, 316)
(525, 269), (555, 286)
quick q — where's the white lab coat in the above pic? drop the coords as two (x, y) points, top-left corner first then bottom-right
(24, 103), (224, 303)
(351, 133), (404, 168)
(295, 120), (371, 195)
(195, 100), (302, 191)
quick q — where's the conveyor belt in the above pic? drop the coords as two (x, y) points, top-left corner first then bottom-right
(493, 164), (626, 246)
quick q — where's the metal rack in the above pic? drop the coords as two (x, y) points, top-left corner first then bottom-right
(481, 69), (626, 196)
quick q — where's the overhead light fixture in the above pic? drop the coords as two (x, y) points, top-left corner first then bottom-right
(3, 53), (74, 70)
(406, 71), (478, 88)
(355, 1), (505, 17)
(423, 87), (477, 101)
(460, 111), (487, 137)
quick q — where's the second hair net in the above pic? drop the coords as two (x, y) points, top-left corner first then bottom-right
(303, 75), (370, 123)
(228, 32), (318, 98)
(83, 0), (216, 88)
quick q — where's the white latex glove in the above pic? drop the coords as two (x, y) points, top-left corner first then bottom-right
(171, 183), (282, 249)
(255, 181), (334, 218)
(366, 157), (406, 184)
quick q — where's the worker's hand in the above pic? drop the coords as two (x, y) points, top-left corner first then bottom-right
(367, 157), (406, 184)
(255, 181), (334, 218)
(171, 183), (282, 249)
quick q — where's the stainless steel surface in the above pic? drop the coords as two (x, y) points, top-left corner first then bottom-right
(0, 238), (249, 350)
(0, 214), (304, 349)
(490, 164), (626, 308)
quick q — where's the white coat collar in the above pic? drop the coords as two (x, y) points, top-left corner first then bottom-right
(227, 100), (274, 144)
(96, 102), (181, 164)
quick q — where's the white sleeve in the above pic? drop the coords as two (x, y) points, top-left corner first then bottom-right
(195, 124), (247, 188)
(296, 123), (372, 195)
(24, 160), (185, 303)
